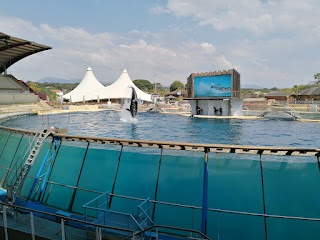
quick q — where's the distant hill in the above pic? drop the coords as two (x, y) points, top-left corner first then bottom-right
(241, 84), (264, 89)
(36, 77), (81, 83)
(36, 77), (113, 85)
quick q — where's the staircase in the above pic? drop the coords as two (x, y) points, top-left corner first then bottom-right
(285, 107), (301, 119)
(257, 104), (302, 120)
(257, 109), (271, 117)
(11, 128), (52, 196)
(83, 192), (153, 236)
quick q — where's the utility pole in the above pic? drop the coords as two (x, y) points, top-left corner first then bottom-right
(154, 73), (157, 93)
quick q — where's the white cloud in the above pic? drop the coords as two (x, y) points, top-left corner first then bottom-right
(149, 5), (171, 15)
(1, 0), (319, 89)
(0, 16), (237, 86)
(161, 0), (319, 36)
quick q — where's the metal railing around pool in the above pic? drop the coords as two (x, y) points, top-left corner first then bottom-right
(1, 125), (319, 156)
(0, 201), (210, 240)
(0, 201), (134, 240)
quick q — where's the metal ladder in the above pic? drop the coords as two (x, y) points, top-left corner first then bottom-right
(27, 136), (61, 201)
(11, 128), (52, 196)
(257, 108), (271, 117)
(285, 107), (301, 119)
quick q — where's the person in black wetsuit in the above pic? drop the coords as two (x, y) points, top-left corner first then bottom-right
(214, 107), (218, 115)
(196, 106), (202, 115)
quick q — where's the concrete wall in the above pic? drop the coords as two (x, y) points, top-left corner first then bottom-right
(0, 75), (40, 104)
(0, 93), (39, 104)
(190, 99), (238, 116)
(231, 99), (244, 116)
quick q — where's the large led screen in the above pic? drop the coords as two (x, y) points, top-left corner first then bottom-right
(194, 74), (232, 97)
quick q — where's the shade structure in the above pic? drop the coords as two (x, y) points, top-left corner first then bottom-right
(63, 67), (105, 103)
(0, 32), (51, 74)
(63, 68), (152, 103)
(96, 69), (152, 102)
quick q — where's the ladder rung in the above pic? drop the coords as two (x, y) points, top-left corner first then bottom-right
(13, 128), (49, 193)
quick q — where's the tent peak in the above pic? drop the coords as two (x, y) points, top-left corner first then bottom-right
(87, 66), (92, 71)
(123, 68), (127, 73)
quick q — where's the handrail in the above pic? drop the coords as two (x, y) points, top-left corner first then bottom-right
(0, 201), (134, 234)
(137, 197), (153, 225)
(84, 206), (143, 231)
(83, 191), (143, 231)
(82, 191), (109, 208)
(1, 202), (210, 239)
(1, 125), (319, 156)
(131, 224), (211, 240)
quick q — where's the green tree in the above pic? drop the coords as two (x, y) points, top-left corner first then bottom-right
(314, 73), (320, 86)
(270, 87), (278, 91)
(292, 85), (306, 94)
(170, 81), (184, 91)
(133, 79), (153, 91)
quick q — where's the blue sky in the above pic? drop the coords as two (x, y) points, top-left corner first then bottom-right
(1, 0), (319, 87)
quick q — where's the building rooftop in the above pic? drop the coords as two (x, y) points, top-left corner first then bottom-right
(298, 87), (320, 96)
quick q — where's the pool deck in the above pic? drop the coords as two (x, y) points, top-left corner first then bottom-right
(180, 114), (262, 119)
(178, 113), (320, 122)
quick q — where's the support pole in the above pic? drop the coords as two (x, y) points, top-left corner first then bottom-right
(30, 212), (35, 240)
(0, 132), (11, 160)
(0, 134), (24, 187)
(152, 147), (163, 221)
(108, 145), (123, 209)
(68, 142), (90, 212)
(61, 218), (66, 240)
(201, 148), (209, 235)
(3, 206), (8, 240)
(39, 137), (62, 203)
(27, 141), (52, 200)
(259, 154), (268, 240)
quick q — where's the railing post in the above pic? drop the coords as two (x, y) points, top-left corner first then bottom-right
(3, 205), (8, 240)
(30, 212), (36, 240)
(201, 148), (209, 235)
(217, 209), (220, 240)
(61, 218), (66, 240)
(96, 227), (102, 240)
(156, 227), (159, 240)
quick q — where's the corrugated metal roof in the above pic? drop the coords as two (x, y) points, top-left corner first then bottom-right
(265, 91), (289, 97)
(298, 87), (320, 96)
(0, 32), (51, 73)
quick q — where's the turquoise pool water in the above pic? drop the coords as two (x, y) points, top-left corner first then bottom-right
(0, 112), (320, 240)
(1, 111), (320, 147)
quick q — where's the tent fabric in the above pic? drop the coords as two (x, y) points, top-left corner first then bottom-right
(63, 67), (105, 102)
(63, 68), (152, 102)
(96, 69), (152, 102)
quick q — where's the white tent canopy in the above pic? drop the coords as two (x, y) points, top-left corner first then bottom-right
(63, 68), (152, 103)
(96, 69), (152, 102)
(63, 67), (105, 103)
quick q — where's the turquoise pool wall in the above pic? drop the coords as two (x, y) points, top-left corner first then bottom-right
(0, 130), (320, 240)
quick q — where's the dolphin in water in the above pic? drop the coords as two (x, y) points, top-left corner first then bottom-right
(126, 87), (138, 118)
